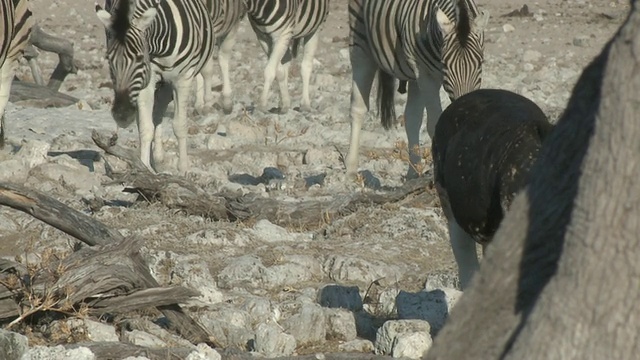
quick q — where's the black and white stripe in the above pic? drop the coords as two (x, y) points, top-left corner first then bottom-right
(244, 0), (330, 113)
(0, 0), (34, 148)
(345, 0), (489, 179)
(196, 0), (247, 114)
(96, 0), (216, 173)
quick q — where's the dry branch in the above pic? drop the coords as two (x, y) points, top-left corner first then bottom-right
(28, 25), (78, 91)
(91, 131), (438, 229)
(0, 182), (217, 346)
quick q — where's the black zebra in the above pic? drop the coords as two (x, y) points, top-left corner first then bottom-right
(96, 0), (215, 173)
(196, 0), (247, 114)
(345, 0), (490, 179)
(244, 0), (330, 113)
(0, 0), (34, 149)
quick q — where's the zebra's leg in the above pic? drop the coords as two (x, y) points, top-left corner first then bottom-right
(418, 72), (444, 141)
(299, 31), (321, 112)
(404, 80), (426, 179)
(345, 46), (377, 178)
(449, 217), (480, 290)
(195, 58), (215, 113)
(136, 80), (157, 173)
(0, 62), (15, 149)
(172, 77), (193, 174)
(152, 82), (173, 167)
(276, 49), (292, 113)
(219, 25), (239, 114)
(259, 31), (293, 112)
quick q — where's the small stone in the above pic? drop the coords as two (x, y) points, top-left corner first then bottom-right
(573, 35), (590, 47)
(523, 63), (535, 71)
(83, 319), (119, 342)
(339, 48), (350, 60)
(522, 49), (542, 62)
(185, 343), (221, 360)
(502, 23), (515, 32)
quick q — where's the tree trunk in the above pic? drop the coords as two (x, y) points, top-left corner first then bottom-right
(425, 1), (640, 359)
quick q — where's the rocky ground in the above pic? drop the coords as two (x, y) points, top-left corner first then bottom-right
(0, 0), (628, 359)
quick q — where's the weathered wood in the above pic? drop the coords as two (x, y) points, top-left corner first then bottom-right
(28, 25), (77, 91)
(91, 130), (438, 229)
(9, 80), (78, 107)
(0, 182), (217, 346)
(0, 182), (123, 246)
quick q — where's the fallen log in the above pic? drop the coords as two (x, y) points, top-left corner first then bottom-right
(9, 80), (78, 107)
(0, 182), (217, 347)
(91, 131), (438, 229)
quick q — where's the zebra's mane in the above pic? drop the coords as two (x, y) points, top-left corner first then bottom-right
(111, 0), (132, 43)
(456, 0), (472, 48)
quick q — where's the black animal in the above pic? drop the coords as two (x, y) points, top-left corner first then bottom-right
(432, 89), (554, 289)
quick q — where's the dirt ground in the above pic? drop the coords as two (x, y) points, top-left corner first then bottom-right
(0, 0), (629, 355)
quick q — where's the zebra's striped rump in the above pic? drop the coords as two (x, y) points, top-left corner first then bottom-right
(1, 0), (33, 149)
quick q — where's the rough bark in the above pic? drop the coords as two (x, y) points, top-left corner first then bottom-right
(92, 130), (438, 229)
(425, 1), (640, 359)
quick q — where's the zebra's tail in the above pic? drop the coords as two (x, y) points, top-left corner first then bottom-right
(377, 70), (396, 130)
(0, 114), (5, 149)
(291, 38), (301, 58)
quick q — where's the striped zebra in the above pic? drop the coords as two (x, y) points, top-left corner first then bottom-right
(96, 0), (215, 173)
(195, 0), (247, 114)
(0, 0), (33, 149)
(244, 0), (330, 113)
(345, 0), (490, 179)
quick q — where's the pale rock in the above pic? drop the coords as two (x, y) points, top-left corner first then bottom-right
(502, 23), (515, 32)
(22, 346), (95, 360)
(253, 322), (297, 357)
(83, 319), (118, 342)
(0, 329), (28, 360)
(374, 320), (432, 359)
(185, 344), (221, 360)
(522, 49), (542, 62)
(325, 308), (358, 341)
(122, 330), (167, 348)
(282, 303), (326, 346)
(16, 139), (50, 169)
(338, 339), (375, 353)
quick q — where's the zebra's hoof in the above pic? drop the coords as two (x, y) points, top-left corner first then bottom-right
(299, 104), (312, 113)
(222, 101), (233, 115)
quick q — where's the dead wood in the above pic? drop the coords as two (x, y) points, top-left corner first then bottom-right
(9, 80), (78, 107)
(28, 25), (78, 91)
(0, 182), (124, 246)
(0, 182), (217, 347)
(91, 130), (438, 229)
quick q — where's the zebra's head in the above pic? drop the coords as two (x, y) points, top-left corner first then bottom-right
(437, 1), (490, 101)
(95, 0), (159, 128)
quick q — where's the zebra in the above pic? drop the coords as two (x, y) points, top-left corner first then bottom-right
(244, 0), (330, 113)
(345, 0), (490, 179)
(95, 0), (216, 174)
(0, 0), (34, 149)
(195, 0), (247, 114)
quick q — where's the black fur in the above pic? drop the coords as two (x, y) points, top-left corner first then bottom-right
(110, 0), (131, 43)
(377, 71), (396, 130)
(433, 89), (554, 244)
(456, 0), (471, 48)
